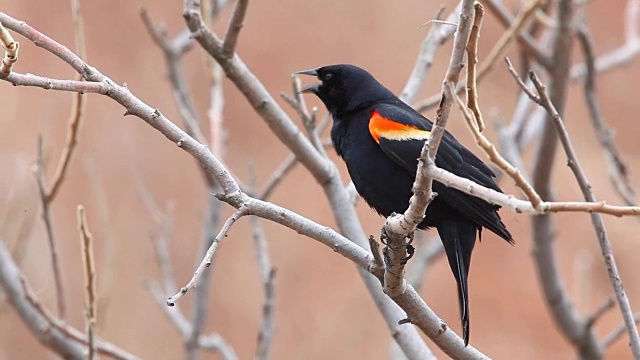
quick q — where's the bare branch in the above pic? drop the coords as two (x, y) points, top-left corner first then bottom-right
(0, 241), (138, 360)
(576, 22), (637, 206)
(46, 0), (87, 202)
(77, 205), (97, 360)
(139, 8), (205, 145)
(208, 62), (225, 157)
(222, 0), (250, 57)
(34, 137), (66, 320)
(530, 71), (640, 357)
(258, 154), (299, 200)
(465, 2), (485, 132)
(585, 297), (615, 329)
(167, 207), (248, 306)
(250, 216), (276, 360)
(603, 313), (640, 349)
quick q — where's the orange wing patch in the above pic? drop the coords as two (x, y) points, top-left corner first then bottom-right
(368, 110), (431, 144)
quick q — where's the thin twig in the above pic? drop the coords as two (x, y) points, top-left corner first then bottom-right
(465, 2), (485, 132)
(576, 22), (637, 206)
(0, 241), (138, 360)
(0, 20), (18, 75)
(46, 0), (87, 202)
(167, 208), (248, 306)
(250, 216), (276, 360)
(258, 154), (299, 200)
(35, 137), (67, 320)
(400, 4), (458, 104)
(585, 297), (615, 328)
(603, 313), (640, 349)
(77, 205), (97, 360)
(221, 0), (250, 57)
(209, 62), (225, 157)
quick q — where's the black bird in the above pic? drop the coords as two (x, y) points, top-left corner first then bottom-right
(297, 64), (513, 345)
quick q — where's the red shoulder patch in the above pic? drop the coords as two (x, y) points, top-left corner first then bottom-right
(368, 110), (431, 144)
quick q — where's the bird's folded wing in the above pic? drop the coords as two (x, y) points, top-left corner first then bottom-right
(370, 104), (512, 241)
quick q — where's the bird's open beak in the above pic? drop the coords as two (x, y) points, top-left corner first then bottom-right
(294, 68), (320, 94)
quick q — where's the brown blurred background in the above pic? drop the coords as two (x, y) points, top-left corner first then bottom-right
(1, 0), (639, 359)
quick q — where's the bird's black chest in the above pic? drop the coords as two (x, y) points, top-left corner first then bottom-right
(331, 114), (416, 218)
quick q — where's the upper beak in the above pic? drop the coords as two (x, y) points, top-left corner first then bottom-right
(294, 68), (318, 77)
(294, 68), (320, 93)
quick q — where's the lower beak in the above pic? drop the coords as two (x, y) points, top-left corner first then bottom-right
(299, 83), (320, 94)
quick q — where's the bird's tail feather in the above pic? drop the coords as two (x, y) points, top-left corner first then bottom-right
(437, 218), (478, 346)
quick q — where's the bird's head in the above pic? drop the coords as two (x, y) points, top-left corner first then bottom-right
(296, 64), (395, 116)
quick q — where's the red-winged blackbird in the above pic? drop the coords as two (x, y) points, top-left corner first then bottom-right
(297, 64), (513, 345)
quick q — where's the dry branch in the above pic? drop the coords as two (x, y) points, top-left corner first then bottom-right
(0, 241), (138, 360)
(77, 205), (97, 360)
(529, 71), (640, 357)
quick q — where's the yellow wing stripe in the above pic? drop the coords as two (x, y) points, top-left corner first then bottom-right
(368, 110), (431, 144)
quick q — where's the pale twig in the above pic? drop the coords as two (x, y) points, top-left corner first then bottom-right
(250, 216), (276, 360)
(585, 297), (615, 328)
(0, 241), (138, 360)
(46, 0), (87, 202)
(138, 183), (178, 295)
(145, 281), (238, 360)
(504, 57), (540, 104)
(77, 205), (97, 360)
(186, 196), (223, 360)
(576, 23), (637, 206)
(530, 71), (640, 357)
(281, 79), (325, 155)
(167, 208), (248, 306)
(258, 154), (298, 200)
(400, 4), (458, 104)
(465, 2), (485, 132)
(0, 20), (18, 75)
(208, 62), (225, 157)
(35, 137), (66, 320)
(603, 313), (640, 349)
(222, 0), (250, 57)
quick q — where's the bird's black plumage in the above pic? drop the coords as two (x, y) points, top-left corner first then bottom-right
(298, 64), (513, 345)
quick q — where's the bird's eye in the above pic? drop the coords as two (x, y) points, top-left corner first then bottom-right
(324, 73), (333, 81)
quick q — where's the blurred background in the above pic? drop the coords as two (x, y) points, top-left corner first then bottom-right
(1, 0), (639, 359)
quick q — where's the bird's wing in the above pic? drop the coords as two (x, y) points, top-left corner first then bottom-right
(370, 103), (512, 241)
